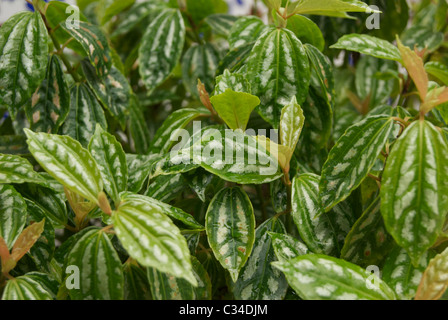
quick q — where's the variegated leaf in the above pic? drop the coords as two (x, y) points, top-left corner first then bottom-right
(139, 9), (185, 91)
(0, 153), (45, 185)
(320, 115), (396, 211)
(279, 96), (305, 156)
(214, 69), (251, 95)
(216, 42), (254, 75)
(341, 197), (395, 267)
(272, 254), (396, 300)
(26, 55), (70, 134)
(147, 256), (212, 300)
(205, 187), (255, 282)
(415, 248), (448, 300)
(24, 129), (103, 204)
(123, 261), (152, 300)
(205, 14), (238, 37)
(0, 12), (49, 118)
(228, 16), (267, 49)
(0, 185), (27, 249)
(247, 27), (310, 127)
(233, 218), (288, 300)
(112, 193), (197, 285)
(62, 83), (107, 148)
(1, 275), (53, 300)
(66, 228), (124, 300)
(383, 247), (431, 300)
(89, 125), (127, 204)
(381, 120), (448, 265)
(292, 173), (356, 256)
(126, 154), (159, 193)
(145, 174), (186, 203)
(331, 34), (402, 62)
(269, 232), (309, 262)
(61, 21), (112, 77)
(183, 168), (225, 202)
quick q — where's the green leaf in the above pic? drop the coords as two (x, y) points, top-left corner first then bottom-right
(112, 193), (197, 285)
(292, 173), (356, 256)
(320, 115), (396, 211)
(145, 174), (186, 203)
(382, 247), (431, 300)
(0, 185), (27, 249)
(185, 0), (228, 24)
(67, 228), (124, 300)
(62, 83), (108, 147)
(82, 63), (131, 129)
(205, 187), (255, 282)
(381, 120), (448, 265)
(340, 196), (395, 267)
(425, 61), (448, 86)
(401, 25), (444, 53)
(147, 256), (212, 300)
(126, 154), (159, 193)
(216, 42), (254, 75)
(89, 125), (127, 204)
(123, 261), (152, 300)
(139, 9), (185, 91)
(128, 95), (151, 154)
(24, 129), (103, 204)
(247, 27), (310, 126)
(0, 12), (49, 118)
(272, 254), (397, 300)
(228, 16), (267, 49)
(210, 89), (260, 131)
(286, 15), (325, 52)
(415, 247), (448, 300)
(25, 55), (70, 134)
(233, 218), (288, 300)
(269, 232), (309, 262)
(101, 0), (135, 25)
(2, 275), (53, 300)
(204, 14), (238, 37)
(294, 0), (374, 17)
(61, 20), (112, 77)
(214, 70), (251, 95)
(331, 34), (402, 62)
(183, 168), (224, 202)
(150, 108), (206, 155)
(0, 153), (46, 185)
(182, 43), (220, 97)
(279, 96), (305, 155)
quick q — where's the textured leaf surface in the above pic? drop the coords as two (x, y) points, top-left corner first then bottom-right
(269, 232), (309, 262)
(381, 120), (448, 264)
(273, 254), (396, 300)
(415, 248), (448, 300)
(206, 187), (255, 282)
(228, 16), (267, 49)
(233, 218), (288, 300)
(67, 228), (124, 300)
(0, 185), (27, 249)
(145, 174), (186, 203)
(320, 115), (395, 211)
(0, 12), (49, 117)
(292, 173), (356, 256)
(214, 69), (250, 95)
(0, 153), (45, 185)
(331, 34), (402, 61)
(2, 275), (53, 300)
(112, 193), (197, 285)
(26, 55), (70, 133)
(10, 219), (45, 262)
(247, 27), (310, 126)
(139, 9), (185, 90)
(279, 96), (305, 156)
(383, 247), (430, 300)
(62, 83), (107, 148)
(89, 125), (127, 204)
(24, 129), (103, 204)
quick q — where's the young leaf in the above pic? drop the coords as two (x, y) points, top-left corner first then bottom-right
(425, 61), (448, 86)
(293, 0), (375, 17)
(210, 89), (260, 131)
(139, 9), (185, 91)
(247, 27), (310, 126)
(331, 34), (402, 62)
(320, 115), (396, 211)
(2, 275), (53, 300)
(10, 219), (45, 262)
(26, 55), (70, 134)
(24, 129), (104, 204)
(89, 125), (128, 204)
(205, 187), (255, 282)
(272, 254), (396, 300)
(292, 173), (356, 256)
(112, 193), (197, 285)
(382, 247), (431, 300)
(0, 12), (49, 118)
(61, 21), (112, 77)
(279, 96), (305, 160)
(233, 218), (288, 300)
(62, 83), (108, 148)
(381, 120), (448, 265)
(0, 185), (27, 249)
(66, 228), (124, 300)
(415, 248), (448, 300)
(269, 232), (309, 262)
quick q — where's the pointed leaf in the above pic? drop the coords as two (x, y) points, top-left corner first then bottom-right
(381, 120), (448, 264)
(272, 254), (396, 300)
(2, 275), (53, 300)
(24, 129), (103, 204)
(214, 69), (251, 95)
(0, 154), (45, 185)
(11, 219), (45, 262)
(279, 96), (305, 156)
(228, 16), (267, 49)
(0, 185), (27, 249)
(269, 232), (309, 262)
(294, 0), (375, 17)
(415, 248), (448, 300)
